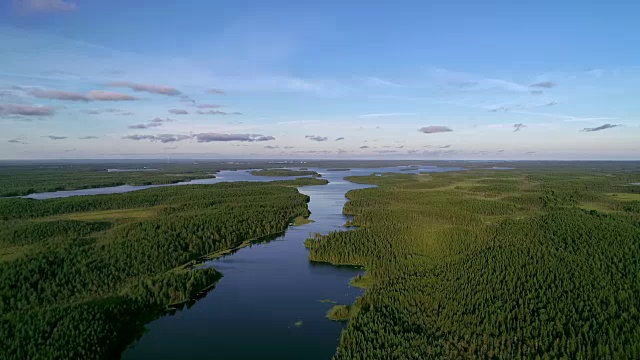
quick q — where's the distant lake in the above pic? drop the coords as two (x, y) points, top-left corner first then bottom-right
(19, 170), (310, 199)
(106, 168), (160, 172)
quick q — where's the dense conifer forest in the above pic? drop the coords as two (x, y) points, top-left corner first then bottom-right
(0, 178), (324, 359)
(306, 167), (640, 359)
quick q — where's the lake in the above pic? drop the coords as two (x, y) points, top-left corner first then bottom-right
(20, 166), (463, 359)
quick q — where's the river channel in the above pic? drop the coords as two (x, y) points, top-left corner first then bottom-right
(22, 166), (462, 359)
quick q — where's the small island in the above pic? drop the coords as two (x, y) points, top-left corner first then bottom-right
(250, 169), (321, 177)
(326, 304), (355, 321)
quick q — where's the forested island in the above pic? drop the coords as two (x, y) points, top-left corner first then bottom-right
(250, 169), (320, 177)
(305, 166), (640, 359)
(0, 164), (219, 197)
(0, 177), (326, 359)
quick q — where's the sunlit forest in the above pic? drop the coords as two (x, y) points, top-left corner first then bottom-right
(0, 178), (325, 359)
(306, 167), (640, 359)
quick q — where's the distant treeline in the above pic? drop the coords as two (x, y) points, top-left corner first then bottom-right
(306, 168), (640, 359)
(0, 178), (321, 359)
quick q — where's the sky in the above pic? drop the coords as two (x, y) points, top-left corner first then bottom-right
(1, 0), (639, 160)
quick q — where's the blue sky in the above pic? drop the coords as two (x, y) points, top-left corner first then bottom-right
(1, 0), (639, 160)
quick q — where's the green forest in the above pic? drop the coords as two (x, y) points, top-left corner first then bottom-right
(0, 178), (325, 359)
(0, 164), (220, 197)
(306, 167), (640, 359)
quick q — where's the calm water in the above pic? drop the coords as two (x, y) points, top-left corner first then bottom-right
(20, 170), (311, 199)
(21, 166), (462, 359)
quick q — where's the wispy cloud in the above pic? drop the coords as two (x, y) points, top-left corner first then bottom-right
(194, 133), (274, 142)
(513, 123), (527, 132)
(180, 95), (196, 104)
(276, 120), (320, 125)
(207, 88), (225, 95)
(83, 108), (122, 114)
(335, 137), (344, 141)
(109, 81), (181, 96)
(195, 104), (221, 109)
(196, 110), (242, 115)
(488, 101), (557, 113)
(8, 136), (28, 144)
(530, 90), (544, 95)
(418, 126), (453, 134)
(123, 132), (274, 143)
(359, 112), (416, 118)
(358, 76), (402, 87)
(79, 135), (99, 139)
(428, 68), (529, 93)
(128, 117), (174, 129)
(0, 104), (55, 117)
(438, 144), (451, 148)
(513, 110), (617, 123)
(42, 135), (67, 140)
(155, 134), (192, 143)
(169, 109), (189, 115)
(359, 145), (369, 149)
(529, 81), (556, 89)
(14, 0), (77, 13)
(264, 145), (279, 149)
(122, 134), (191, 143)
(89, 90), (139, 101)
(305, 135), (328, 142)
(580, 123), (620, 132)
(26, 88), (138, 101)
(29, 89), (89, 102)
